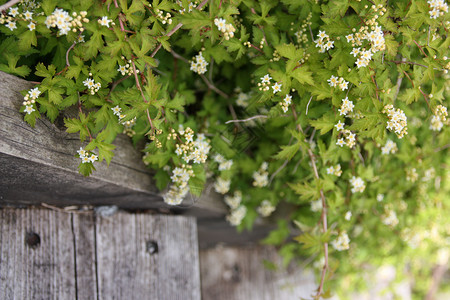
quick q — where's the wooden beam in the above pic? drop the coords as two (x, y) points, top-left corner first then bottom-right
(200, 245), (316, 300)
(0, 70), (226, 216)
(0, 208), (201, 299)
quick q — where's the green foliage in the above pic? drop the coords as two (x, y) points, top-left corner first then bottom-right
(2, 0), (449, 298)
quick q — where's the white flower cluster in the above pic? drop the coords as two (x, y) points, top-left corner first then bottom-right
(327, 75), (349, 91)
(45, 9), (89, 35)
(279, 94), (292, 113)
(336, 129), (356, 148)
(164, 165), (194, 205)
(22, 87), (41, 115)
(345, 211), (352, 221)
(346, 4), (386, 68)
(349, 176), (365, 193)
(117, 57), (136, 76)
(174, 127), (211, 164)
(422, 167), (436, 182)
(257, 200), (276, 217)
(111, 106), (136, 137)
(214, 18), (236, 40)
(406, 168), (418, 182)
(176, 0), (197, 14)
(77, 147), (98, 164)
(377, 194), (384, 202)
(253, 162), (269, 187)
(155, 9), (172, 25)
(430, 105), (448, 131)
(428, 0), (448, 19)
(310, 199), (322, 212)
(383, 105), (408, 138)
(236, 91), (250, 107)
(224, 191), (242, 209)
(381, 209), (399, 227)
(338, 97), (354, 116)
(381, 139), (398, 155)
(314, 30), (334, 53)
(226, 205), (247, 226)
(83, 77), (101, 95)
(190, 52), (208, 74)
(214, 177), (231, 194)
(331, 231), (350, 251)
(326, 164), (342, 177)
(213, 154), (233, 171)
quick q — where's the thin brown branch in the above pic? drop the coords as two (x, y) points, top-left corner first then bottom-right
(0, 0), (20, 12)
(200, 74), (229, 98)
(65, 41), (77, 67)
(292, 108), (328, 299)
(131, 60), (148, 103)
(197, 0), (209, 10)
(413, 40), (428, 57)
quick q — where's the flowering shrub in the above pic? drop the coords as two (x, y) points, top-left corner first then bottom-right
(1, 0), (449, 298)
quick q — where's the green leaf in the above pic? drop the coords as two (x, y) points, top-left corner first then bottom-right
(287, 182), (317, 201)
(78, 162), (96, 177)
(291, 67), (314, 85)
(35, 63), (56, 78)
(273, 143), (299, 160)
(309, 113), (335, 135)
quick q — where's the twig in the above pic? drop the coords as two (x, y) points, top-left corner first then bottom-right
(394, 76), (402, 102)
(413, 40), (428, 57)
(131, 60), (148, 103)
(425, 264), (448, 300)
(225, 115), (268, 124)
(292, 108), (328, 299)
(305, 96), (313, 115)
(197, 0), (209, 10)
(65, 41), (77, 67)
(0, 0), (20, 12)
(200, 74), (229, 98)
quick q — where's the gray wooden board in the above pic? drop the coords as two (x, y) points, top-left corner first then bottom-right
(0, 70), (227, 217)
(0, 208), (201, 300)
(200, 245), (317, 300)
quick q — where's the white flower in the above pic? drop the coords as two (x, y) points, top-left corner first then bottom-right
(272, 82), (282, 94)
(283, 94), (292, 105)
(27, 22), (36, 31)
(349, 176), (365, 193)
(77, 147), (87, 157)
(24, 105), (35, 114)
(214, 178), (231, 194)
(335, 120), (345, 131)
(28, 88), (41, 99)
(377, 194), (384, 202)
(6, 21), (17, 31)
(345, 211), (352, 221)
(257, 200), (276, 217)
(88, 154), (98, 163)
(99, 16), (112, 28)
(336, 138), (345, 147)
(310, 199), (322, 212)
(24, 11), (33, 20)
(331, 231), (350, 251)
(9, 7), (18, 17)
(227, 205), (247, 226)
(261, 74), (272, 84)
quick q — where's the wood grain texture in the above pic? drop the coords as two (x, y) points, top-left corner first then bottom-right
(0, 208), (77, 300)
(96, 212), (201, 300)
(200, 245), (316, 300)
(0, 208), (201, 300)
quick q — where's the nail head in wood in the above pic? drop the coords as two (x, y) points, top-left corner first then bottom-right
(146, 240), (158, 255)
(25, 232), (41, 248)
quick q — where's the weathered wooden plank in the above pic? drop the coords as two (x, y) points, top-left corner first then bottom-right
(0, 208), (77, 300)
(200, 245), (316, 300)
(72, 213), (97, 300)
(95, 212), (201, 300)
(0, 70), (227, 217)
